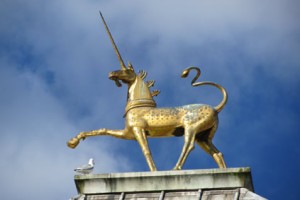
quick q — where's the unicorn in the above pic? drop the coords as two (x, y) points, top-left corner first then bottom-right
(67, 13), (228, 171)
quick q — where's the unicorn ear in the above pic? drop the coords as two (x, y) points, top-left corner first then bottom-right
(128, 62), (134, 71)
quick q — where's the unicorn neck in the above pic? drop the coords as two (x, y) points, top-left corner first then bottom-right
(125, 77), (156, 115)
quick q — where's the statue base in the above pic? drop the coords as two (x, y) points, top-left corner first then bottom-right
(72, 167), (266, 200)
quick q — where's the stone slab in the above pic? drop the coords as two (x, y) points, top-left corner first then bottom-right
(74, 167), (254, 194)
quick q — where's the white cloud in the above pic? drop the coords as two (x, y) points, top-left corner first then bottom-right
(0, 58), (131, 199)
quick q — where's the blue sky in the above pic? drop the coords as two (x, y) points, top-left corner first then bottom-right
(0, 0), (299, 199)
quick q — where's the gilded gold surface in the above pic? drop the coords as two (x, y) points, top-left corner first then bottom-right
(67, 13), (228, 171)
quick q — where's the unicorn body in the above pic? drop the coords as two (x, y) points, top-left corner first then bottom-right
(68, 64), (227, 171)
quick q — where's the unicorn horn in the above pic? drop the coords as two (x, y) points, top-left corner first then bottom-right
(99, 11), (127, 70)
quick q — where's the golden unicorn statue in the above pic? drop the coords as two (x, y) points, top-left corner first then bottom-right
(67, 13), (228, 171)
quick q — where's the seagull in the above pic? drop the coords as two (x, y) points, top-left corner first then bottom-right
(74, 158), (94, 174)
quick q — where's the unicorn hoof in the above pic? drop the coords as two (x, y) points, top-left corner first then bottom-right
(67, 138), (80, 149)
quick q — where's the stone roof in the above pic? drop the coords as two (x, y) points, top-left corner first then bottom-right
(71, 168), (266, 200)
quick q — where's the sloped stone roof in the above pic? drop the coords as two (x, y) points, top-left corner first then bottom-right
(73, 188), (265, 200)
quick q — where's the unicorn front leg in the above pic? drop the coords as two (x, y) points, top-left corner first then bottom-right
(132, 127), (157, 171)
(67, 129), (133, 149)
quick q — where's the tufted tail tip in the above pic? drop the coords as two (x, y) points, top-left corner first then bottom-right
(181, 69), (189, 78)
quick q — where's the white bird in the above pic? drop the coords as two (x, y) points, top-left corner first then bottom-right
(74, 158), (94, 174)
